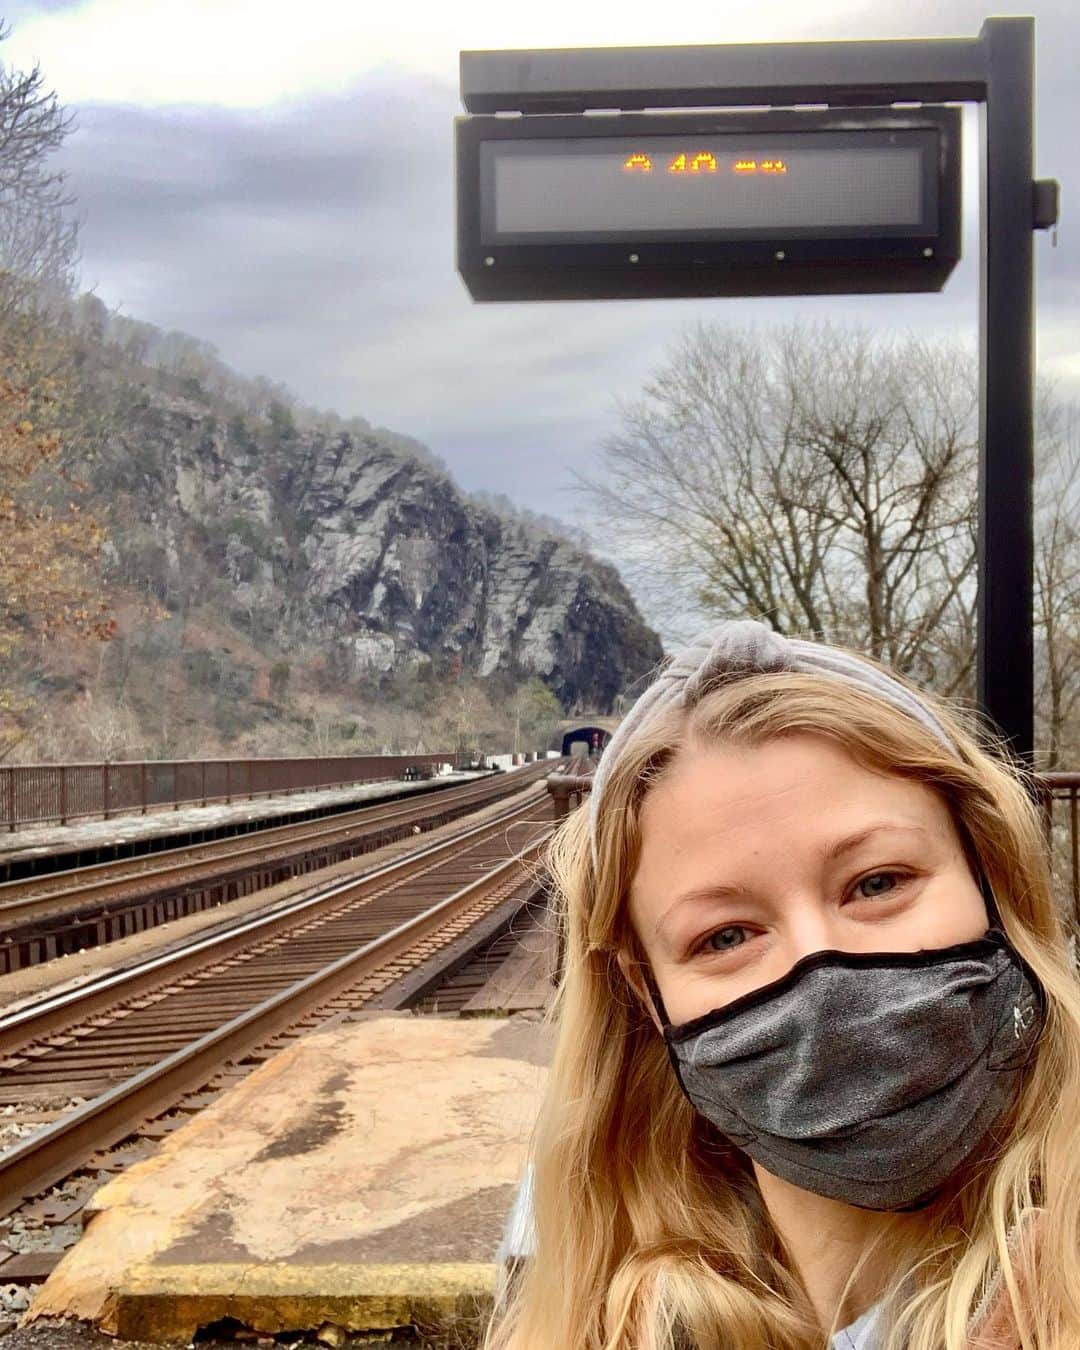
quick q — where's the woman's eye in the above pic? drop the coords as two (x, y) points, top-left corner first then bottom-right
(855, 872), (901, 899)
(704, 925), (750, 953)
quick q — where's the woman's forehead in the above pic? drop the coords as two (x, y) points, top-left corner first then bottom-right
(632, 733), (957, 886)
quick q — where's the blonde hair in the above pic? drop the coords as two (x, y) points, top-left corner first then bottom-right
(485, 668), (1080, 1350)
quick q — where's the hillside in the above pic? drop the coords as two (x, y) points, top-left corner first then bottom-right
(10, 296), (662, 761)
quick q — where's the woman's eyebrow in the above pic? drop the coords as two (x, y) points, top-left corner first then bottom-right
(652, 823), (935, 939)
(653, 884), (748, 939)
(822, 822), (934, 863)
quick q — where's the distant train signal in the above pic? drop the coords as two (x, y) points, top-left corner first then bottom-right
(455, 107), (961, 301)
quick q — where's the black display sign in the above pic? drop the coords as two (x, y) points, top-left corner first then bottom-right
(456, 108), (960, 300)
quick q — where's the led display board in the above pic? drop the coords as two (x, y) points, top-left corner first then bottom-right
(456, 107), (960, 300)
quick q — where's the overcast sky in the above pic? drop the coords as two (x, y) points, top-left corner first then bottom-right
(3, 0), (1076, 558)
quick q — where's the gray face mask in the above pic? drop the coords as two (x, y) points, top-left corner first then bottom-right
(655, 931), (1044, 1210)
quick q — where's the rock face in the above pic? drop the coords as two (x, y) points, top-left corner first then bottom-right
(97, 388), (662, 712)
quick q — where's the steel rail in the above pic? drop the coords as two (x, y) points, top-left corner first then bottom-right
(0, 830), (550, 1215)
(0, 763), (556, 923)
(0, 790), (550, 1056)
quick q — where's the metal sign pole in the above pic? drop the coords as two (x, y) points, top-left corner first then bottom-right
(459, 19), (1057, 761)
(978, 18), (1035, 764)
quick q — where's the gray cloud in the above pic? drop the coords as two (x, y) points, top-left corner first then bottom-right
(51, 0), (1078, 543)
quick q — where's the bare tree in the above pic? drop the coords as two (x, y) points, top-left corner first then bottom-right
(788, 331), (978, 692)
(81, 692), (139, 761)
(1035, 397), (1080, 769)
(583, 322), (980, 694)
(305, 709), (339, 757)
(0, 24), (79, 317)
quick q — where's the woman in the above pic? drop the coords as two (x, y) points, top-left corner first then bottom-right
(485, 620), (1080, 1350)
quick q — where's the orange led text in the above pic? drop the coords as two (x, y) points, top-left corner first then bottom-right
(733, 158), (789, 174)
(621, 151), (791, 177)
(668, 152), (718, 173)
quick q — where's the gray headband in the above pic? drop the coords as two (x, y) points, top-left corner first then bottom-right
(589, 619), (957, 862)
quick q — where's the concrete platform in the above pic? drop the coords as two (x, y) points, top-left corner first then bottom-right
(25, 1013), (551, 1345)
(0, 772), (496, 870)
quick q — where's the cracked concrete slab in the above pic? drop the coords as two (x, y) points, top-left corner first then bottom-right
(25, 1014), (550, 1343)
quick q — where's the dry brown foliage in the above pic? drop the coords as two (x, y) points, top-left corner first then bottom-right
(0, 331), (114, 753)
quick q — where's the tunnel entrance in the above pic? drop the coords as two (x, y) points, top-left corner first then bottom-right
(560, 725), (612, 758)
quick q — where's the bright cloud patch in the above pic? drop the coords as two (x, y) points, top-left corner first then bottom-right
(7, 0), (871, 108)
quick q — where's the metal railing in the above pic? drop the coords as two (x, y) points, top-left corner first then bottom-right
(547, 773), (595, 822)
(1, 754), (456, 831)
(1043, 772), (1080, 927)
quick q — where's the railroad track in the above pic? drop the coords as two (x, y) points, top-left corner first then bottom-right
(0, 789), (554, 1220)
(410, 902), (552, 1014)
(0, 760), (559, 974)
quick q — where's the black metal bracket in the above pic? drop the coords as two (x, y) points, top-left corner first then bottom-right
(458, 17), (1056, 764)
(1033, 179), (1060, 230)
(460, 36), (988, 113)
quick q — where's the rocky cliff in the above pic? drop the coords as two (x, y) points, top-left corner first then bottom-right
(87, 367), (661, 715)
